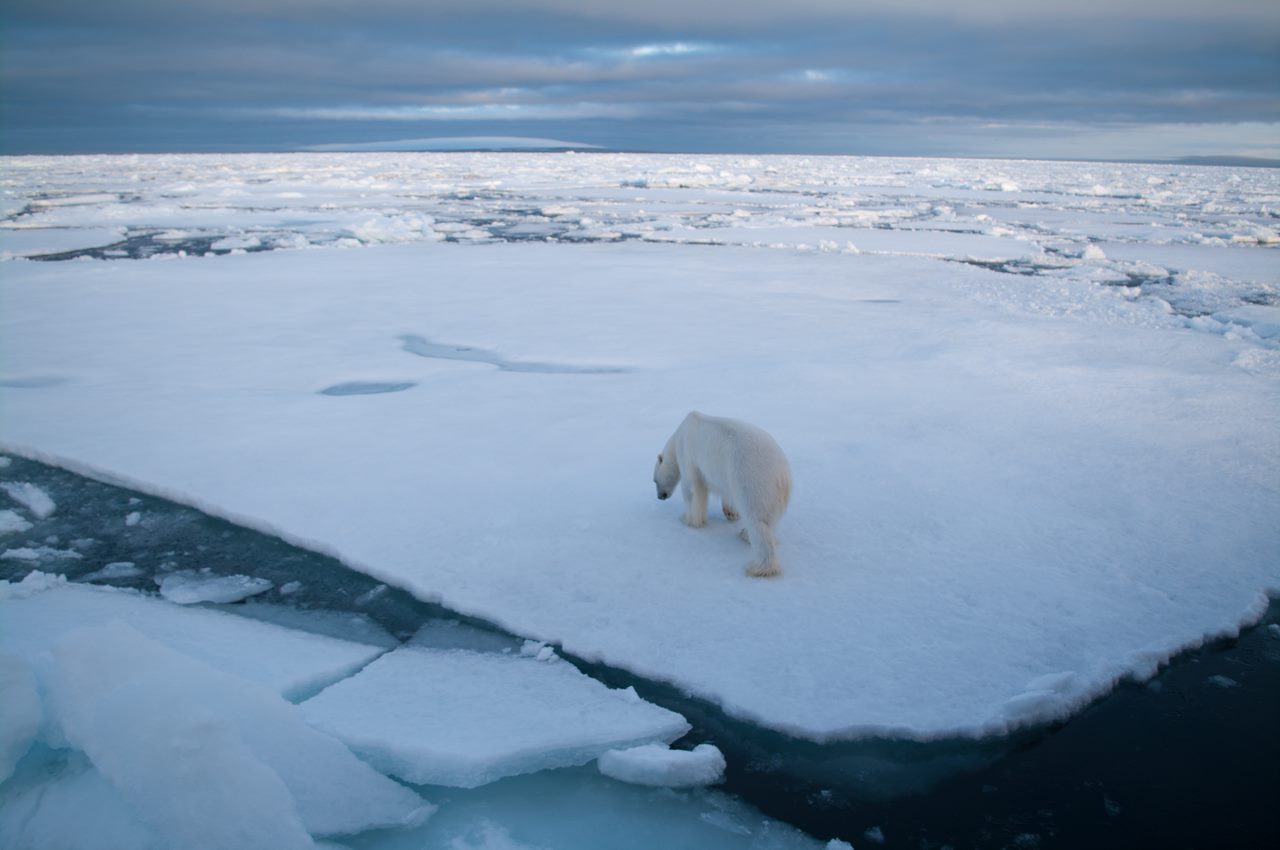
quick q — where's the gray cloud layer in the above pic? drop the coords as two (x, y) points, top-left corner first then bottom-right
(3, 1), (1277, 157)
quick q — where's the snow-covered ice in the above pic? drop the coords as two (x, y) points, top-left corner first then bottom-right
(0, 576), (384, 699)
(301, 644), (690, 788)
(598, 742), (726, 788)
(156, 568), (273, 604)
(1, 153), (1277, 743)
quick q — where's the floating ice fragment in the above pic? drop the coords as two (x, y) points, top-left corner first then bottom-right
(0, 509), (32, 535)
(520, 639), (558, 662)
(1207, 675), (1239, 689)
(354, 583), (388, 606)
(301, 646), (690, 788)
(124, 511), (141, 526)
(280, 580), (303, 595)
(80, 561), (144, 581)
(1, 546), (82, 562)
(597, 743), (725, 788)
(1, 481), (56, 518)
(157, 569), (273, 604)
(864, 825), (886, 843)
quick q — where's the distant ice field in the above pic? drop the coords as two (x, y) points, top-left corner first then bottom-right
(2, 153), (1277, 741)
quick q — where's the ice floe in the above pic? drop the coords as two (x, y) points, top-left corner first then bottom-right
(0, 576), (383, 699)
(598, 742), (726, 788)
(1, 153), (1276, 745)
(156, 568), (274, 604)
(301, 645), (690, 788)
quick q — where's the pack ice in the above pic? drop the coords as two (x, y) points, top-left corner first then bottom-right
(1, 153), (1277, 743)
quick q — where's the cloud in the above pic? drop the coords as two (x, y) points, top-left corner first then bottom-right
(2, 0), (1277, 157)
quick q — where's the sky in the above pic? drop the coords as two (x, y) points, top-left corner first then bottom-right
(2, 0), (1278, 160)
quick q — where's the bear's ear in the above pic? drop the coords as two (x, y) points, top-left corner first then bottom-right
(657, 453), (663, 463)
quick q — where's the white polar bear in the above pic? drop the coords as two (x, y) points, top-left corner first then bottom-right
(653, 411), (792, 577)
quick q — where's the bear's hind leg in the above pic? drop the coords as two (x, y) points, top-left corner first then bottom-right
(743, 521), (781, 577)
(722, 501), (739, 522)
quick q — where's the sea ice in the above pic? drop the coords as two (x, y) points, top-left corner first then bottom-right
(1, 154), (1276, 743)
(156, 568), (274, 604)
(0, 509), (31, 535)
(597, 743), (726, 788)
(0, 575), (385, 699)
(0, 481), (55, 519)
(47, 621), (432, 840)
(80, 561), (144, 581)
(386, 763), (826, 850)
(0, 653), (41, 782)
(301, 645), (690, 788)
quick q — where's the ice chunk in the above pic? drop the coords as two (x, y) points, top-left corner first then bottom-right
(598, 743), (726, 787)
(0, 569), (66, 600)
(156, 568), (273, 604)
(1, 481), (55, 519)
(0, 752), (163, 850)
(302, 646), (690, 788)
(0, 653), (42, 782)
(0, 579), (384, 699)
(48, 621), (432, 840)
(0, 509), (32, 535)
(1, 545), (82, 562)
(80, 561), (144, 582)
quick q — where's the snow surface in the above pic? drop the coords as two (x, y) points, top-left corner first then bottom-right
(301, 644), (690, 787)
(598, 743), (726, 788)
(1, 153), (1277, 741)
(0, 577), (384, 700)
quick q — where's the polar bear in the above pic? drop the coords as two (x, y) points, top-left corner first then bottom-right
(653, 411), (792, 577)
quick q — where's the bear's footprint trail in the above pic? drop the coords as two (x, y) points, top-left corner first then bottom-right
(398, 334), (626, 374)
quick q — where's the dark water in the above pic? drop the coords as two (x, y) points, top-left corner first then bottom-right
(2, 453), (1276, 849)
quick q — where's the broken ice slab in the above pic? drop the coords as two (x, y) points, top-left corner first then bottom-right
(44, 621), (431, 844)
(156, 568), (273, 604)
(301, 645), (691, 788)
(598, 742), (726, 788)
(0, 574), (385, 700)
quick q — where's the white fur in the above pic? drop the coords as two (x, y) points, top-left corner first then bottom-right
(653, 411), (792, 577)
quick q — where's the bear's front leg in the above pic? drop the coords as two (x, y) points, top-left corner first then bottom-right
(722, 501), (739, 522)
(680, 475), (709, 528)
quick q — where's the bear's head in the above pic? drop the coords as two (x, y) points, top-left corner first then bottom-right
(653, 451), (680, 500)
